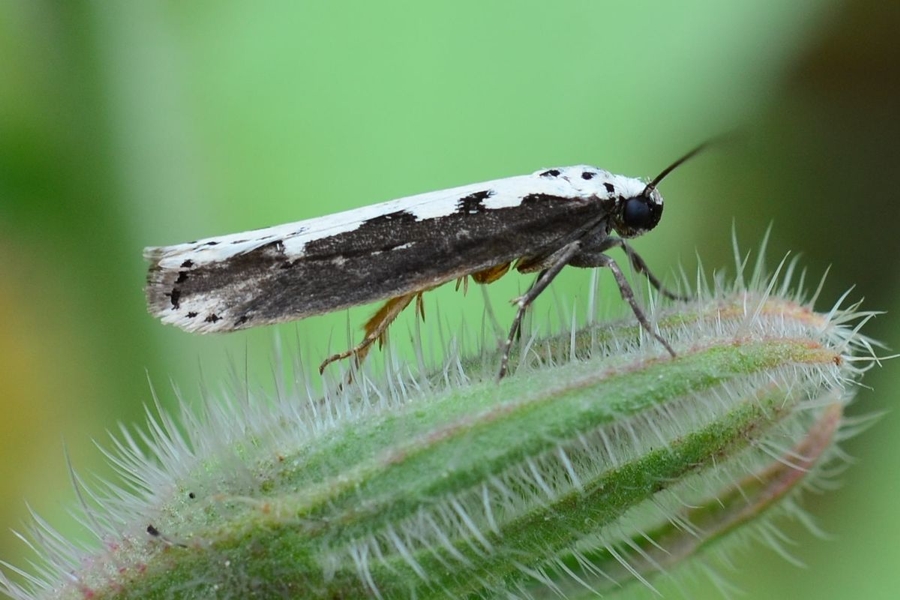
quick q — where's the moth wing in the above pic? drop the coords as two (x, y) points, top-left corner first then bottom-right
(144, 177), (535, 332)
(144, 170), (606, 333)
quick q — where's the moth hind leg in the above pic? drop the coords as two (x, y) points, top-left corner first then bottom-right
(318, 292), (421, 374)
(471, 262), (511, 285)
(455, 262), (510, 296)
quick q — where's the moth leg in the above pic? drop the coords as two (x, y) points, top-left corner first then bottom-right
(498, 243), (581, 380)
(572, 250), (677, 358)
(455, 276), (469, 294)
(319, 293), (417, 374)
(471, 262), (511, 284)
(601, 238), (689, 301)
(415, 291), (426, 321)
(514, 268), (549, 344)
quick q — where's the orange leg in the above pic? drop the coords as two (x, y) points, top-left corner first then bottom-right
(319, 292), (420, 374)
(471, 262), (511, 284)
(318, 263), (511, 376)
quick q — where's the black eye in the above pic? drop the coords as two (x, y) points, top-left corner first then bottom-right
(623, 197), (652, 229)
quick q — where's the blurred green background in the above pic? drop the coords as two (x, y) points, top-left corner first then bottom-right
(1, 1), (898, 598)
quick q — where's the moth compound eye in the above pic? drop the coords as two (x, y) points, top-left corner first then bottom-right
(623, 197), (653, 229)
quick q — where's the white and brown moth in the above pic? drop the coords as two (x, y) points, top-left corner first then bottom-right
(145, 144), (705, 378)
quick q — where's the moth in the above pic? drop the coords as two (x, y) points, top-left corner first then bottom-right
(145, 144), (706, 379)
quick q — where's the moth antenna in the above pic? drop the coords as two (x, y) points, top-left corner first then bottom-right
(642, 137), (721, 196)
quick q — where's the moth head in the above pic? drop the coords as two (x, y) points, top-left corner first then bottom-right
(612, 140), (713, 239)
(613, 188), (664, 238)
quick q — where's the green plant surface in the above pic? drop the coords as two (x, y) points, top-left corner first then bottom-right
(1, 262), (881, 599)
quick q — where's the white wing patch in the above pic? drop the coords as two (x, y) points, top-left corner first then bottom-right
(144, 166), (649, 269)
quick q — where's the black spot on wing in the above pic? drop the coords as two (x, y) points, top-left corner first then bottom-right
(362, 210), (417, 227)
(456, 190), (494, 214)
(180, 259), (194, 268)
(604, 182), (615, 194)
(205, 313), (220, 323)
(540, 169), (561, 178)
(581, 171), (595, 180)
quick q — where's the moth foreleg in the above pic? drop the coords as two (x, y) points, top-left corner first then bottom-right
(571, 250), (677, 358)
(498, 242), (581, 380)
(600, 238), (689, 301)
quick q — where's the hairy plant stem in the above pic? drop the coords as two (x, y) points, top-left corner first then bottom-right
(0, 279), (879, 600)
